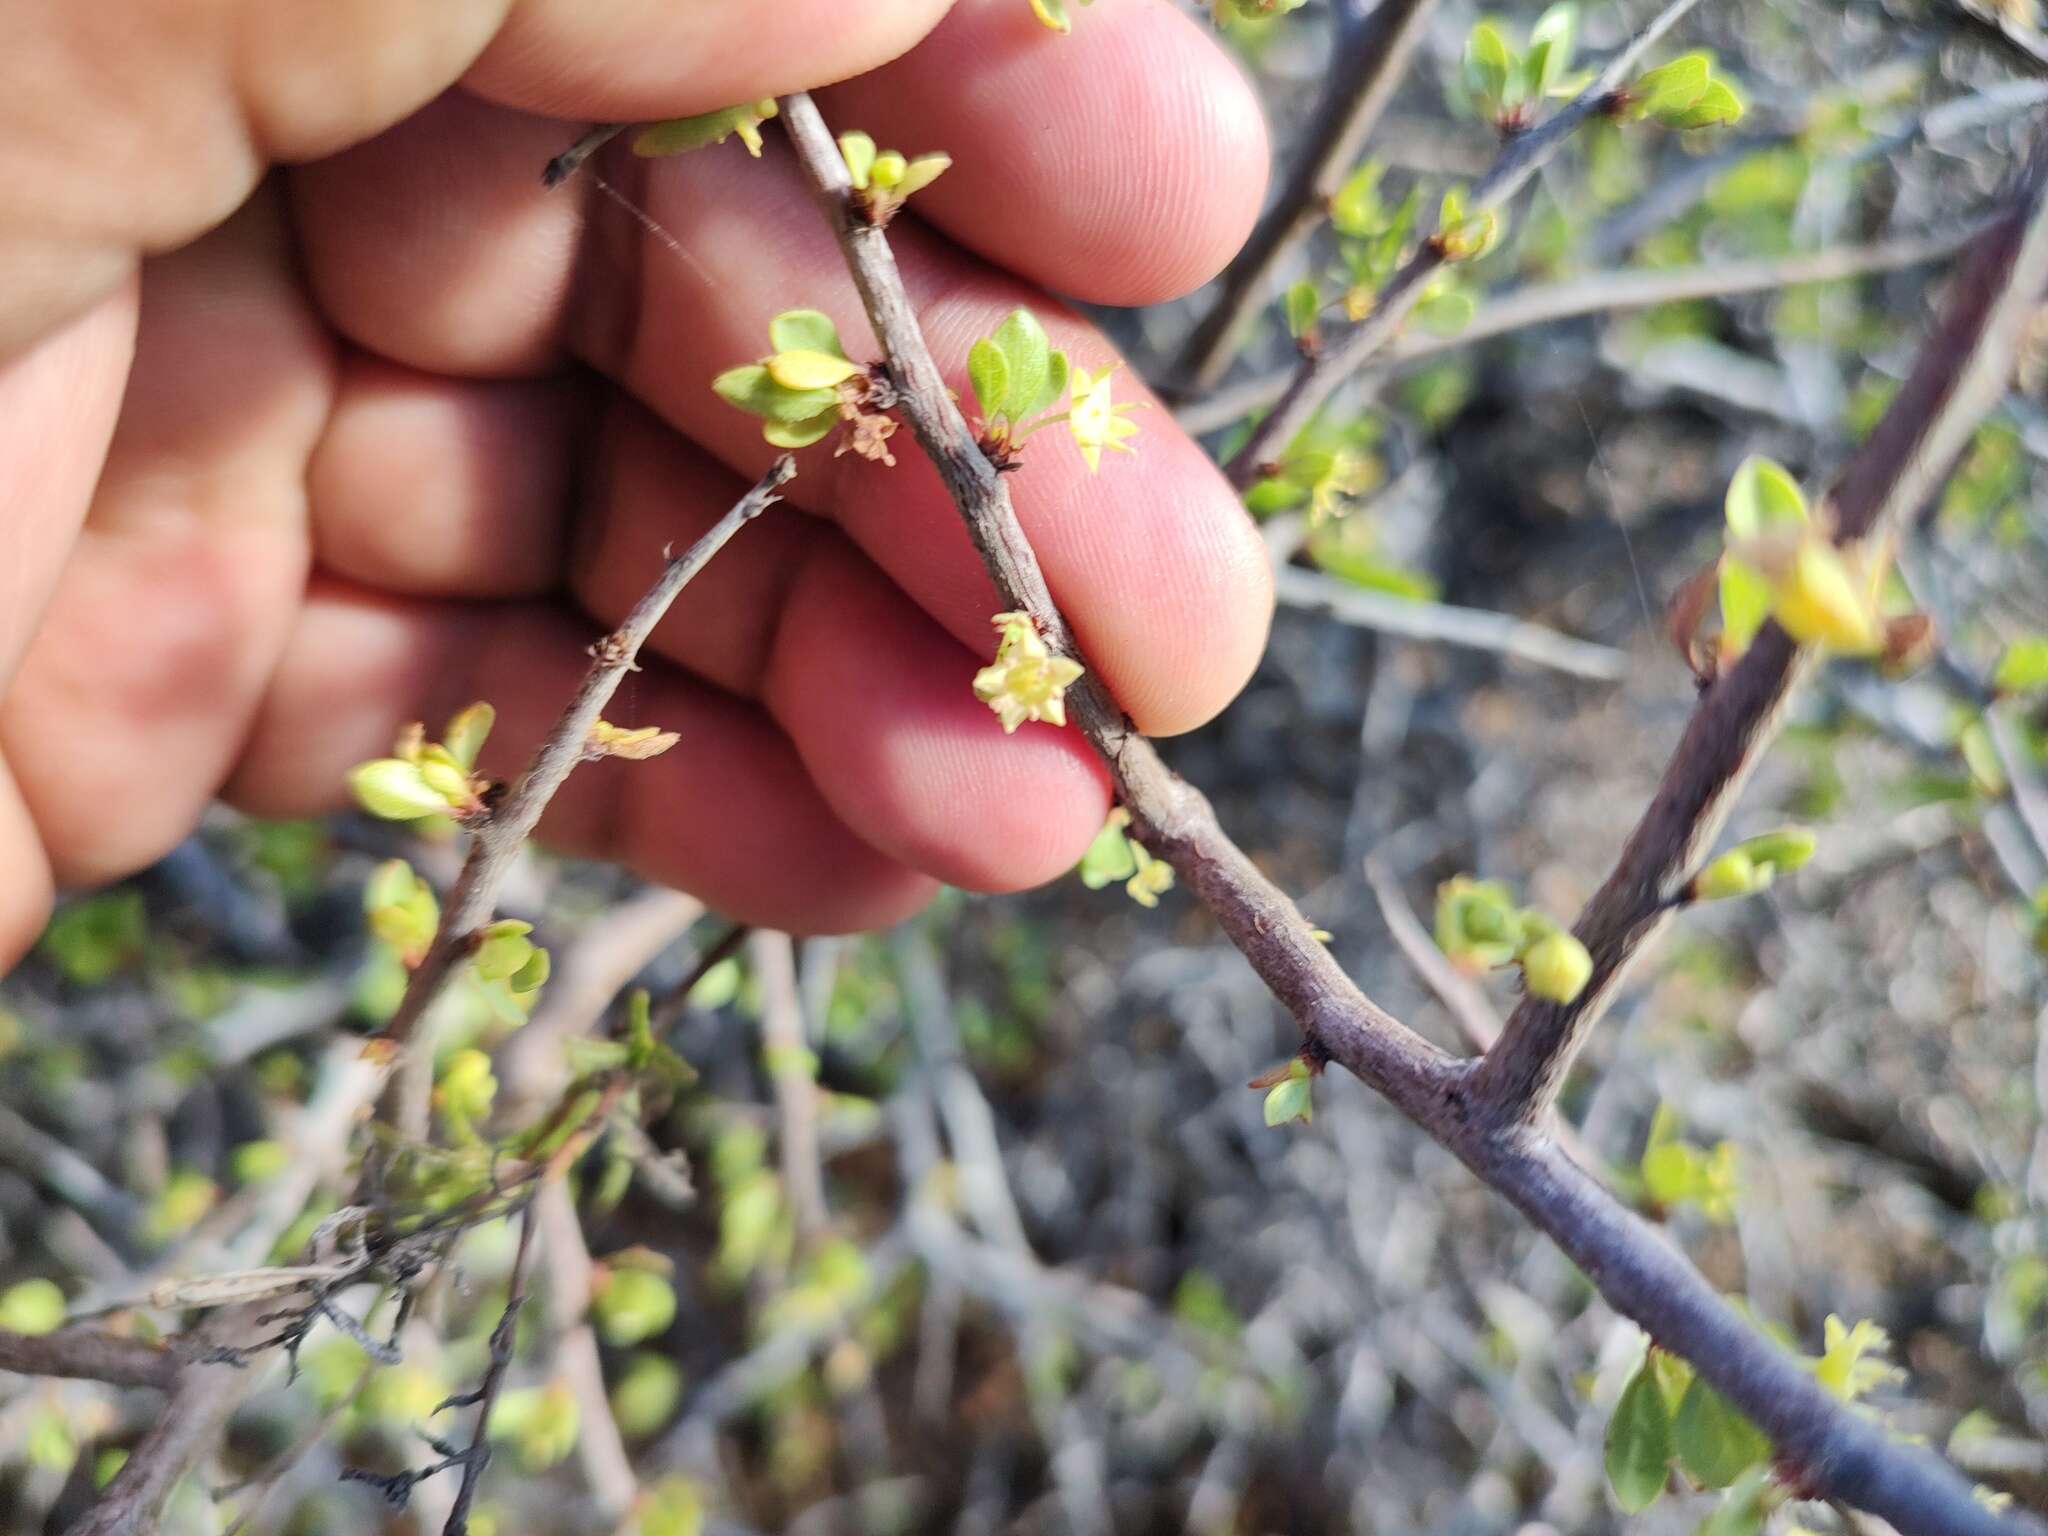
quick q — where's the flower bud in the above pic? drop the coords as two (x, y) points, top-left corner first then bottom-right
(1521, 929), (1592, 1003)
(349, 759), (448, 821)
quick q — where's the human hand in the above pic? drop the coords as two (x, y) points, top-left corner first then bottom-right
(0, 0), (1275, 965)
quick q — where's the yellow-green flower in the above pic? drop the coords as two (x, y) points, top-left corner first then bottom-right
(1066, 363), (1141, 473)
(1125, 842), (1175, 908)
(972, 612), (1084, 732)
(1814, 1315), (1903, 1402)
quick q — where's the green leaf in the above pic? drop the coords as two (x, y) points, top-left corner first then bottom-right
(1994, 636), (2048, 694)
(762, 409), (839, 449)
(1283, 280), (1321, 339)
(1262, 1074), (1313, 1127)
(595, 1270), (678, 1347)
(1077, 811), (1139, 889)
(611, 1354), (686, 1438)
(968, 338), (1009, 422)
(509, 946), (551, 996)
(1464, 21), (1515, 112)
(768, 310), (846, 359)
(711, 364), (836, 424)
(0, 1279), (67, 1336)
(1631, 51), (1711, 116)
(1413, 288), (1475, 337)
(1724, 455), (1807, 537)
(1960, 718), (2007, 797)
(1041, 348), (1070, 415)
(991, 309), (1054, 418)
(1696, 1467), (1771, 1536)
(1734, 826), (1816, 874)
(766, 349), (860, 391)
(348, 759), (448, 821)
(1526, 2), (1577, 91)
(443, 702), (494, 772)
(473, 919), (536, 982)
(632, 103), (773, 158)
(1671, 77), (1745, 129)
(1672, 1376), (1771, 1489)
(837, 132), (877, 190)
(1605, 1357), (1674, 1513)
(1718, 560), (1773, 655)
(1329, 160), (1385, 238)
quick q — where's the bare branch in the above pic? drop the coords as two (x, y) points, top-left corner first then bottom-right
(1221, 0), (1711, 486)
(382, 458), (794, 1135)
(0, 1326), (179, 1390)
(535, 1181), (639, 1521)
(777, 84), (2047, 1536)
(1177, 228), (1975, 436)
(1363, 858), (1504, 1054)
(751, 931), (829, 1240)
(1275, 557), (1629, 679)
(499, 886), (704, 1120)
(68, 1303), (288, 1536)
(1173, 0), (1443, 391)
(775, 89), (1452, 1108)
(1473, 145), (2048, 1125)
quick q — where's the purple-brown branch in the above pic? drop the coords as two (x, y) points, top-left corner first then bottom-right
(381, 457), (794, 1135)
(1472, 147), (2048, 1124)
(0, 1325), (179, 1390)
(778, 82), (2048, 1536)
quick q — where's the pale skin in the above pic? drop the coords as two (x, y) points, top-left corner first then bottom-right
(0, 0), (1278, 968)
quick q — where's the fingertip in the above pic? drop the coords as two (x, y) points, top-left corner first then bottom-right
(0, 758), (55, 978)
(764, 543), (1113, 896)
(828, 0), (1270, 305)
(465, 0), (952, 120)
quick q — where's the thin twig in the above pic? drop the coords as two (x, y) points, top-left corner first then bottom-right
(382, 459), (794, 1136)
(648, 921), (752, 1035)
(1362, 859), (1504, 1054)
(1172, 0), (1443, 391)
(1221, 0), (1711, 486)
(535, 1181), (638, 1520)
(1275, 561), (1629, 679)
(441, 1199), (537, 1535)
(778, 88), (1453, 1108)
(1177, 228), (1974, 435)
(68, 1302), (291, 1536)
(499, 886), (704, 1121)
(1472, 149), (2048, 1126)
(751, 931), (829, 1240)
(0, 1327), (179, 1390)
(777, 84), (2047, 1536)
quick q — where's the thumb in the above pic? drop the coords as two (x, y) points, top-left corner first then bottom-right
(0, 0), (950, 359)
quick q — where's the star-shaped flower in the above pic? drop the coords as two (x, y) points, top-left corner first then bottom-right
(972, 612), (1084, 732)
(1066, 363), (1142, 473)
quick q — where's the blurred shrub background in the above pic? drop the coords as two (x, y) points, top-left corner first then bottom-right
(1, 0), (2046, 1531)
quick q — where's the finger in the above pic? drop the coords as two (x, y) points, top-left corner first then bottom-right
(306, 372), (1120, 892)
(464, 0), (950, 120)
(566, 403), (1115, 891)
(0, 0), (951, 356)
(0, 755), (57, 973)
(822, 0), (1268, 303)
(0, 194), (330, 886)
(292, 111), (1273, 739)
(0, 281), (137, 685)
(311, 350), (589, 597)
(226, 578), (938, 935)
(595, 141), (1273, 738)
(0, 0), (510, 354)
